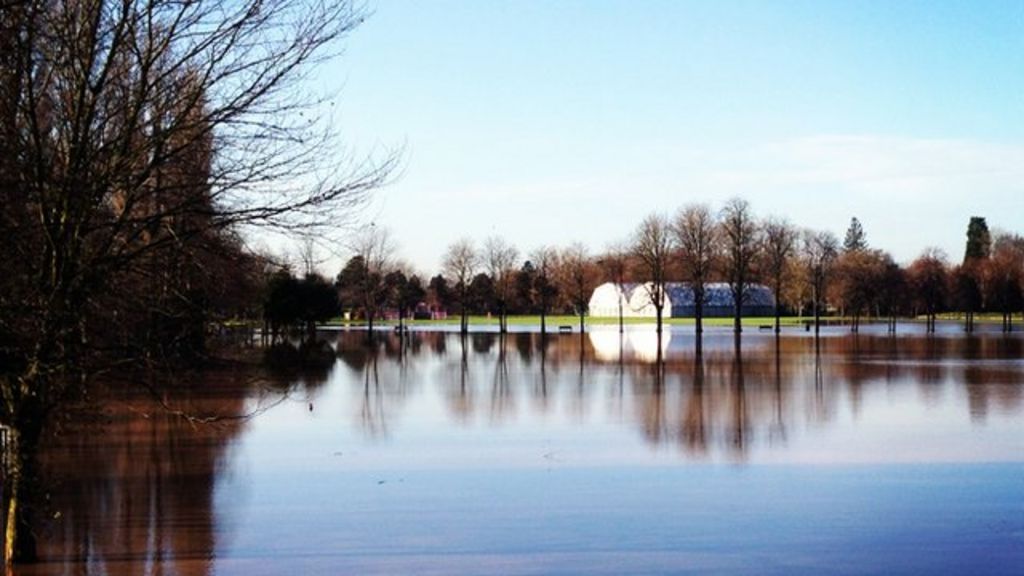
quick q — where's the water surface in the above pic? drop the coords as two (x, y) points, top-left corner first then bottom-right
(21, 328), (1024, 575)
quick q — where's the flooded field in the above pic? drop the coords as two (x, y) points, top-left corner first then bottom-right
(18, 327), (1024, 575)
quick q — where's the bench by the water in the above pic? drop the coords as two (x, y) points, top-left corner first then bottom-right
(558, 325), (573, 333)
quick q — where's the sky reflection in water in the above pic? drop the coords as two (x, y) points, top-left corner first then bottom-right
(24, 328), (1024, 575)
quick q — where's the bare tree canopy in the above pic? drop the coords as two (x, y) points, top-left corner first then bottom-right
(632, 213), (673, 337)
(556, 242), (596, 334)
(529, 245), (559, 335)
(761, 217), (797, 334)
(718, 198), (760, 334)
(442, 239), (479, 334)
(484, 236), (519, 334)
(673, 204), (717, 336)
(802, 230), (839, 334)
(343, 225), (396, 333)
(597, 241), (632, 334)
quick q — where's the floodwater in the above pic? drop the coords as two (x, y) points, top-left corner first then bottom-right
(18, 327), (1024, 575)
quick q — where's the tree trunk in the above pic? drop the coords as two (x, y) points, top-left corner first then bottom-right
(774, 279), (781, 335)
(813, 297), (821, 336)
(695, 291), (704, 336)
(618, 299), (623, 335)
(4, 418), (43, 566)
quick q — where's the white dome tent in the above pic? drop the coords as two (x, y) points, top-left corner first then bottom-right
(590, 282), (775, 319)
(587, 282), (641, 318)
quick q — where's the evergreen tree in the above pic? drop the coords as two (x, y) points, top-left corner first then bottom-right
(963, 216), (992, 263)
(843, 217), (868, 252)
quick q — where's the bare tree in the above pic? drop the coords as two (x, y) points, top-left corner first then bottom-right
(530, 246), (559, 336)
(802, 230), (840, 335)
(760, 217), (798, 334)
(484, 237), (519, 334)
(719, 198), (760, 334)
(598, 242), (632, 335)
(985, 235), (1023, 333)
(632, 214), (674, 338)
(443, 239), (479, 334)
(347, 226), (397, 336)
(0, 0), (393, 561)
(834, 249), (888, 332)
(558, 243), (597, 334)
(673, 204), (717, 337)
(908, 248), (949, 333)
(299, 236), (320, 277)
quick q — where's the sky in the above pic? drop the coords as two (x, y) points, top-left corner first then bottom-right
(303, 0), (1024, 275)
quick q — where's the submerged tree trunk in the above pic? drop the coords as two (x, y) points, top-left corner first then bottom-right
(695, 289), (704, 336)
(813, 294), (821, 336)
(773, 279), (782, 335)
(3, 416), (43, 566)
(618, 299), (624, 335)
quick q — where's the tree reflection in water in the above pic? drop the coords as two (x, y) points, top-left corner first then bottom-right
(15, 328), (1024, 572)
(22, 370), (255, 575)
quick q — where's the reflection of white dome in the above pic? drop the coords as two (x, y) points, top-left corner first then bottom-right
(588, 329), (671, 363)
(588, 329), (625, 362)
(628, 330), (671, 363)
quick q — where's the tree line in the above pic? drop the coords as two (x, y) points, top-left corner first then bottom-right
(272, 201), (1023, 343)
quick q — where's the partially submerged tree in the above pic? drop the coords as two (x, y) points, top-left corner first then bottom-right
(802, 230), (840, 335)
(557, 243), (597, 334)
(483, 237), (520, 334)
(952, 264), (983, 332)
(908, 249), (949, 333)
(384, 270), (425, 332)
(834, 249), (887, 332)
(674, 204), (718, 336)
(986, 235), (1024, 332)
(530, 246), (559, 336)
(760, 217), (797, 334)
(719, 198), (760, 334)
(343, 226), (396, 335)
(597, 242), (632, 335)
(443, 239), (479, 334)
(632, 214), (674, 338)
(877, 253), (907, 333)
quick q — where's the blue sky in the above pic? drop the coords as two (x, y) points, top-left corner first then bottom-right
(307, 0), (1024, 274)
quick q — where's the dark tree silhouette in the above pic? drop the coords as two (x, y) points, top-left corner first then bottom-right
(964, 217), (992, 262)
(908, 249), (949, 333)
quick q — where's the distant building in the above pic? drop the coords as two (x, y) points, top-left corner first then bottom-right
(588, 282), (775, 318)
